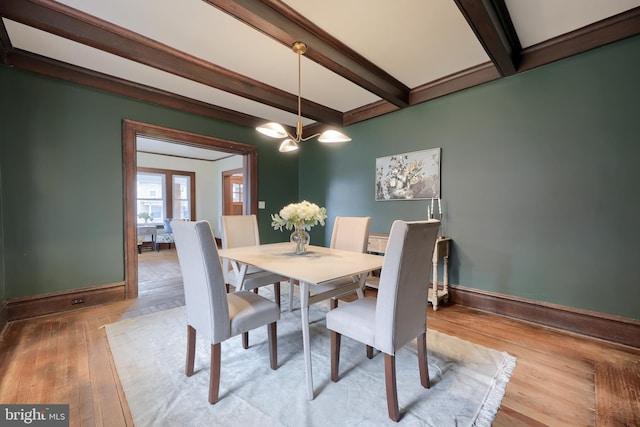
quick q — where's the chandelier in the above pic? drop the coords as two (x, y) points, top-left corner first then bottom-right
(256, 41), (351, 152)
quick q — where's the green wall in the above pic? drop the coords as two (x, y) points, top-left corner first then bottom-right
(0, 67), (297, 299)
(1, 36), (638, 320)
(300, 36), (640, 320)
(0, 162), (4, 303)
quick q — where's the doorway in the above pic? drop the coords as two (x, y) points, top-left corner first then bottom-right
(223, 168), (244, 215)
(123, 120), (259, 299)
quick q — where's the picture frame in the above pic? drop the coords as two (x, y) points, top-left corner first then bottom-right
(375, 148), (441, 201)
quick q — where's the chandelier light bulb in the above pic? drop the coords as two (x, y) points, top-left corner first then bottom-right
(256, 122), (289, 139)
(279, 139), (299, 152)
(317, 130), (352, 143)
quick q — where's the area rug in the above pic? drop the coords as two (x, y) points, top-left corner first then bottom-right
(105, 293), (516, 426)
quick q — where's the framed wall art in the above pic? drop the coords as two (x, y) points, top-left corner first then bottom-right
(375, 148), (441, 201)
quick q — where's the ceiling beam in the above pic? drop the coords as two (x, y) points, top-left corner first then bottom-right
(7, 49), (268, 129)
(453, 0), (520, 76)
(0, 19), (11, 64)
(203, 0), (411, 108)
(0, 0), (343, 126)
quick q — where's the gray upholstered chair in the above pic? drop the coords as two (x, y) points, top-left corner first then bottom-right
(221, 215), (283, 300)
(221, 215), (285, 348)
(326, 220), (440, 421)
(330, 216), (372, 253)
(287, 216), (371, 311)
(171, 220), (279, 404)
(327, 216), (372, 308)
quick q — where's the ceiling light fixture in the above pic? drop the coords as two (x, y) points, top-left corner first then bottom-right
(256, 42), (351, 153)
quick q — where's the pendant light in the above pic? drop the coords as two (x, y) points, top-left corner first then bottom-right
(256, 42), (351, 152)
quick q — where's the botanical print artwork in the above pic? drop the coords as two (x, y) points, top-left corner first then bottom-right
(375, 148), (441, 200)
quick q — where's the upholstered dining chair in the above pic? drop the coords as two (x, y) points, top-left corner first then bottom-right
(326, 219), (440, 422)
(328, 216), (372, 308)
(288, 216), (371, 311)
(171, 220), (279, 404)
(221, 215), (284, 347)
(221, 215), (284, 300)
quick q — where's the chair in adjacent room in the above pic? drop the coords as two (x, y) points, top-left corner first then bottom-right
(171, 220), (279, 404)
(221, 215), (285, 346)
(159, 218), (174, 249)
(288, 216), (371, 311)
(325, 220), (440, 422)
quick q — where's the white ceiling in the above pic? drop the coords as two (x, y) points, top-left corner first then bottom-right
(137, 136), (233, 161)
(2, 0), (639, 153)
(505, 0), (640, 47)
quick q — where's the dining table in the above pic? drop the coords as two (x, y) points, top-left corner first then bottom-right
(217, 242), (384, 400)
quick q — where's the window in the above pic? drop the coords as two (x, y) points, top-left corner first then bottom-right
(137, 167), (195, 224)
(137, 172), (165, 224)
(232, 181), (243, 203)
(172, 175), (192, 221)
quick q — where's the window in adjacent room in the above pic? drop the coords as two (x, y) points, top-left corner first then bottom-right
(137, 172), (165, 224)
(137, 167), (195, 224)
(172, 174), (192, 221)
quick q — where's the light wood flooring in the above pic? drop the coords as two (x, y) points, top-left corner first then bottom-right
(0, 248), (638, 426)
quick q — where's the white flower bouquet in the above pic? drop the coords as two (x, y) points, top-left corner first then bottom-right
(271, 200), (327, 231)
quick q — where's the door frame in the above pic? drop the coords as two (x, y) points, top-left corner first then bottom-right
(123, 119), (258, 298)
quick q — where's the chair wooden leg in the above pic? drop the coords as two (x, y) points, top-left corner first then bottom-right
(330, 331), (341, 382)
(268, 322), (277, 370)
(330, 298), (338, 310)
(242, 332), (249, 349)
(225, 283), (230, 293)
(274, 282), (281, 308)
(185, 325), (196, 377)
(209, 343), (221, 404)
(366, 345), (374, 359)
(384, 353), (400, 422)
(417, 332), (430, 388)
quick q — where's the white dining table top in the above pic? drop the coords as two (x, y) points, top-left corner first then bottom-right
(217, 242), (383, 285)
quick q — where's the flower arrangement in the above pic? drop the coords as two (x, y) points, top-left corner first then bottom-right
(271, 200), (327, 231)
(376, 155), (429, 200)
(137, 212), (154, 224)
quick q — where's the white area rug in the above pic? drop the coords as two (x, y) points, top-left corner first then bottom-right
(105, 294), (516, 426)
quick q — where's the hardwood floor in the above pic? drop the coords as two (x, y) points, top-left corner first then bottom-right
(0, 249), (638, 426)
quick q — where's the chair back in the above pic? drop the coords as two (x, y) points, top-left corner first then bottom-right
(163, 218), (173, 234)
(375, 220), (440, 355)
(330, 216), (371, 253)
(221, 215), (261, 248)
(171, 220), (231, 344)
